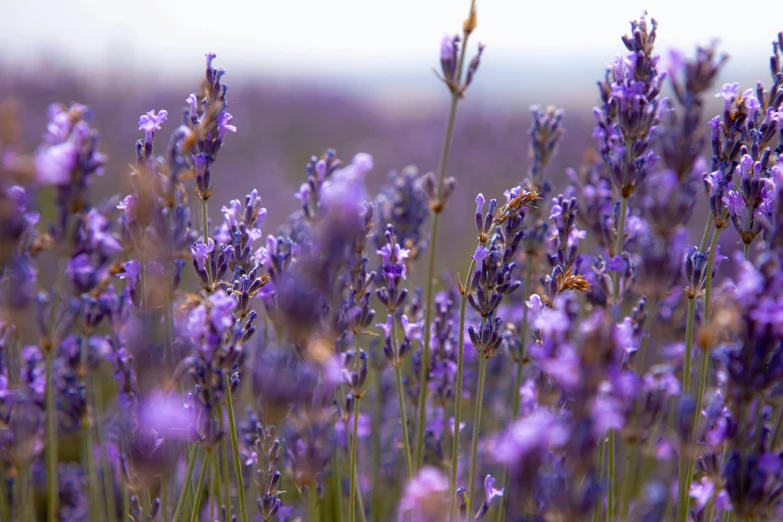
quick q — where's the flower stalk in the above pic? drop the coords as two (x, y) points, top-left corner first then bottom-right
(415, 0), (478, 471)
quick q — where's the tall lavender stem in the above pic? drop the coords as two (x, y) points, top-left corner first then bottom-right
(449, 254), (477, 520)
(414, 0), (477, 470)
(219, 409), (231, 518)
(45, 345), (58, 522)
(496, 260), (532, 522)
(190, 452), (210, 522)
(95, 379), (117, 522)
(309, 486), (319, 521)
(332, 450), (344, 521)
(224, 374), (249, 522)
(201, 199), (211, 284)
(394, 315), (414, 480)
(0, 463), (9, 522)
(173, 445), (198, 522)
(682, 227), (724, 520)
(80, 337), (102, 522)
(677, 296), (697, 522)
(372, 371), (383, 522)
(466, 348), (488, 507)
(349, 335), (362, 522)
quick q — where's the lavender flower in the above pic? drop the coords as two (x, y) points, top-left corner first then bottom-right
(594, 14), (667, 198)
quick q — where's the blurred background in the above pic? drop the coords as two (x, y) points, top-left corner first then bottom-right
(1, 0), (780, 266)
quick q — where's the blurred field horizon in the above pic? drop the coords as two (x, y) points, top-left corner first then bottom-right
(2, 0), (779, 267)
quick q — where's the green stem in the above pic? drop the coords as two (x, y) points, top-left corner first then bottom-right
(355, 472), (367, 522)
(139, 242), (147, 311)
(620, 443), (639, 518)
(683, 297), (696, 399)
(612, 195), (629, 305)
(224, 375), (249, 522)
(332, 451), (344, 522)
(372, 369), (383, 522)
(173, 445), (198, 522)
(394, 363), (414, 481)
(772, 403), (783, 450)
(95, 379), (118, 522)
(349, 335), (362, 522)
(201, 198), (211, 284)
(638, 297), (659, 374)
(415, 141), (445, 471)
(80, 340), (103, 522)
(594, 439), (606, 522)
(0, 465), (9, 522)
(703, 495), (717, 522)
(210, 449), (217, 522)
(677, 296), (697, 522)
(309, 486), (319, 522)
(699, 214), (714, 253)
(607, 430), (616, 522)
(201, 198), (209, 246)
(123, 479), (131, 522)
(754, 399), (765, 455)
(45, 346), (59, 522)
(687, 224), (724, 510)
(695, 347), (711, 437)
(497, 260), (532, 522)
(449, 256), (477, 521)
(190, 452), (210, 522)
(467, 355), (488, 508)
(744, 241), (750, 261)
(220, 409), (231, 518)
(145, 488), (153, 518)
(414, 0), (476, 470)
(606, 195), (629, 517)
(14, 466), (26, 522)
(442, 404), (450, 468)
(704, 227), (723, 326)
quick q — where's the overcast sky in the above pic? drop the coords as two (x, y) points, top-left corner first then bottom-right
(3, 0), (781, 99)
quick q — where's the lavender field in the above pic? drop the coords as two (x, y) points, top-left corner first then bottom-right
(1, 2), (783, 522)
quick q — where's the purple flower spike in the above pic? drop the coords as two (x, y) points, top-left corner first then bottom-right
(190, 238), (215, 272)
(377, 239), (411, 280)
(400, 314), (420, 339)
(472, 475), (504, 520)
(217, 112), (237, 141)
(35, 142), (78, 186)
(475, 193), (485, 215)
(117, 194), (138, 222)
(205, 51), (217, 68)
(186, 94), (198, 120)
(473, 245), (489, 263)
(208, 290), (237, 332)
(722, 191), (743, 217)
(117, 260), (142, 285)
(440, 35), (459, 83)
(689, 477), (715, 511)
(138, 110), (167, 135)
(376, 314), (393, 340)
(744, 89), (761, 121)
(485, 474), (503, 503)
(138, 109), (168, 150)
(715, 82), (740, 111)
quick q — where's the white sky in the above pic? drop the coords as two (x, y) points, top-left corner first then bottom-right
(3, 0), (781, 91)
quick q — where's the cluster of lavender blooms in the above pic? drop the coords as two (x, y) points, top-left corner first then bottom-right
(1, 3), (783, 522)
